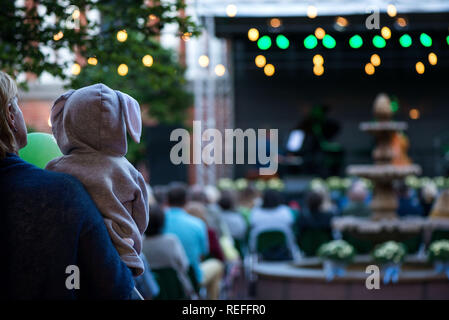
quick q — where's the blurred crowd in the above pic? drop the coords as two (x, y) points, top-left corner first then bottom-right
(135, 175), (449, 299)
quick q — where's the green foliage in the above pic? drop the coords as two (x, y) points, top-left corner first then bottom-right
(372, 241), (407, 265)
(428, 240), (449, 262)
(317, 240), (356, 263)
(0, 0), (199, 88)
(69, 35), (192, 124)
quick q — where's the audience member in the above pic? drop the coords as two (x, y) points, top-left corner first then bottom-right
(342, 181), (371, 218)
(297, 191), (333, 233)
(164, 182), (223, 299)
(218, 190), (247, 242)
(396, 183), (424, 217)
(420, 182), (438, 217)
(142, 205), (193, 297)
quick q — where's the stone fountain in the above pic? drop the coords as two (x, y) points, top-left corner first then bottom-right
(332, 93), (426, 246)
(347, 93), (421, 220)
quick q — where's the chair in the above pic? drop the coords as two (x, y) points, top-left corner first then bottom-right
(298, 229), (333, 256)
(249, 225), (301, 261)
(153, 267), (188, 300)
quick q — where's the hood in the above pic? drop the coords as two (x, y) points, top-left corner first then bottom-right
(51, 83), (142, 156)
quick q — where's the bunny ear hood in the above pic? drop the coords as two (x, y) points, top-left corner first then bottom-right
(51, 83), (142, 156)
(115, 90), (142, 143)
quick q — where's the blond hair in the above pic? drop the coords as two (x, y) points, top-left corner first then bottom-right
(0, 71), (18, 159)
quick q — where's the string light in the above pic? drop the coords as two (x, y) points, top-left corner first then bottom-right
(314, 27), (325, 40)
(71, 63), (81, 75)
(215, 64), (226, 77)
(255, 55), (266, 68)
(409, 109), (420, 120)
(182, 32), (192, 41)
(270, 18), (282, 28)
(370, 54), (381, 67)
(387, 4), (397, 17)
(142, 55), (154, 67)
(415, 61), (425, 74)
(420, 33), (432, 47)
(381, 27), (391, 39)
(248, 28), (259, 41)
(198, 55), (210, 68)
(117, 30), (127, 42)
(335, 17), (348, 28)
(399, 34), (412, 47)
(257, 35), (272, 50)
(428, 52), (437, 65)
(53, 31), (64, 41)
(322, 34), (336, 49)
(117, 64), (128, 76)
(307, 6), (317, 19)
(396, 17), (407, 28)
(87, 57), (98, 65)
(373, 35), (386, 48)
(365, 62), (375, 75)
(226, 4), (237, 17)
(349, 35), (363, 49)
(276, 35), (290, 49)
(304, 35), (318, 49)
(264, 64), (275, 76)
(313, 64), (324, 76)
(313, 54), (324, 66)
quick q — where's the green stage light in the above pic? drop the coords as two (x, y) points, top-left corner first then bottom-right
(399, 34), (412, 48)
(447, 35), (449, 45)
(372, 35), (386, 48)
(420, 33), (432, 47)
(257, 35), (272, 50)
(322, 34), (336, 49)
(304, 35), (318, 49)
(349, 35), (363, 49)
(276, 35), (290, 49)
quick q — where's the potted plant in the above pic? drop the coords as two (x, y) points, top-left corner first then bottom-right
(317, 240), (356, 281)
(428, 239), (449, 279)
(372, 241), (407, 284)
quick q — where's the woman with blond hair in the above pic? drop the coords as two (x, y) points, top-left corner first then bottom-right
(430, 190), (449, 219)
(0, 71), (134, 299)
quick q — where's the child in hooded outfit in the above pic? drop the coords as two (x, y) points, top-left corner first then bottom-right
(46, 83), (149, 277)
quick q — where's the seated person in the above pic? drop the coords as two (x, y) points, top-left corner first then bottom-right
(250, 189), (294, 229)
(420, 183), (438, 217)
(297, 191), (334, 232)
(185, 201), (225, 262)
(396, 183), (424, 217)
(218, 190), (247, 242)
(164, 182), (223, 300)
(342, 181), (371, 218)
(142, 205), (193, 297)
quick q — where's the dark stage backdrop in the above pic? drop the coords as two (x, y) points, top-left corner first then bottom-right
(144, 124), (188, 185)
(231, 36), (449, 178)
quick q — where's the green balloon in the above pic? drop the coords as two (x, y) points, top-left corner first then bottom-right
(19, 132), (63, 169)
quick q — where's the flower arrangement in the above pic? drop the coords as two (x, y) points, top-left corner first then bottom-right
(317, 240), (356, 263)
(266, 177), (284, 191)
(428, 240), (449, 263)
(234, 178), (248, 191)
(217, 178), (235, 190)
(372, 241), (407, 265)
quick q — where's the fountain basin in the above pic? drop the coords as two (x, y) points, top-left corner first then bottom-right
(253, 256), (449, 299)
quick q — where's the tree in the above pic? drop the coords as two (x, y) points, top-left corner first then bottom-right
(0, 0), (198, 86)
(1, 0), (200, 164)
